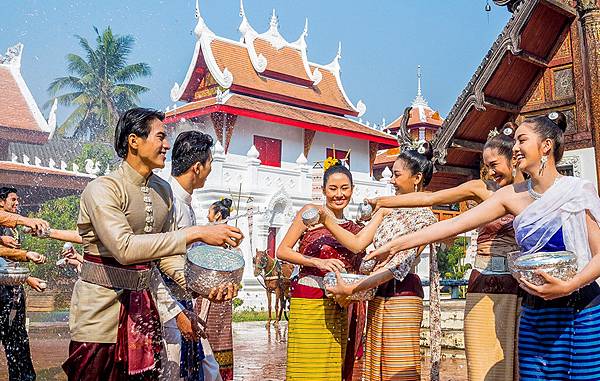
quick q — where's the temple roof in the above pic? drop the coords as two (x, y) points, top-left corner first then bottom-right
(429, 0), (576, 176)
(165, 93), (396, 146)
(0, 44), (56, 144)
(386, 66), (444, 131)
(170, 1), (366, 119)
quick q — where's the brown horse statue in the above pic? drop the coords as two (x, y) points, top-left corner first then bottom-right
(253, 249), (294, 327)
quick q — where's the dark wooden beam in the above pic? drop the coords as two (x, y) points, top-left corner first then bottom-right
(450, 138), (485, 153)
(435, 164), (479, 178)
(483, 95), (520, 113)
(515, 50), (549, 68)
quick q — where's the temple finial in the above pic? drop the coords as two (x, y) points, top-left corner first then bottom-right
(195, 0), (200, 19)
(270, 9), (278, 30)
(303, 18), (308, 35)
(411, 65), (429, 108)
(239, 0), (245, 18)
(337, 41), (342, 59)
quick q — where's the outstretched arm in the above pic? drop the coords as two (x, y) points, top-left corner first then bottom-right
(48, 229), (83, 244)
(368, 189), (509, 262)
(371, 179), (488, 211)
(276, 205), (346, 273)
(320, 208), (389, 254)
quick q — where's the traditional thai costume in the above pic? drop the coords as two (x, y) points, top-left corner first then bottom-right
(63, 162), (187, 381)
(364, 207), (436, 381)
(513, 176), (600, 380)
(286, 221), (365, 381)
(205, 300), (234, 380)
(464, 181), (521, 381)
(157, 178), (222, 381)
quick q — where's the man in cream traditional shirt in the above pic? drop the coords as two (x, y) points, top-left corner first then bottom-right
(159, 130), (227, 381)
(63, 108), (243, 381)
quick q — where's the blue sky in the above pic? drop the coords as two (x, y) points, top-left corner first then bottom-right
(1, 0), (511, 125)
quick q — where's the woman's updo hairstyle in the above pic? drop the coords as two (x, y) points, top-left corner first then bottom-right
(323, 161), (353, 187)
(396, 141), (434, 187)
(210, 198), (233, 220)
(523, 111), (567, 162)
(484, 122), (516, 162)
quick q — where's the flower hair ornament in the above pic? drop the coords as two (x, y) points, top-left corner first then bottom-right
(547, 111), (559, 125)
(323, 157), (339, 171)
(487, 125), (514, 141)
(400, 139), (429, 155)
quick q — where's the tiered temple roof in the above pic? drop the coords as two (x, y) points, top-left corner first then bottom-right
(165, 0), (396, 146)
(0, 43), (93, 208)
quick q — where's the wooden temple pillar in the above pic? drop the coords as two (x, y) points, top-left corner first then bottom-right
(577, 0), (600, 189)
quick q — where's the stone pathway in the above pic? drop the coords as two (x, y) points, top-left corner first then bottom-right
(0, 320), (467, 380)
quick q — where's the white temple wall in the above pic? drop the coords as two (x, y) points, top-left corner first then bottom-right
(562, 147), (598, 189)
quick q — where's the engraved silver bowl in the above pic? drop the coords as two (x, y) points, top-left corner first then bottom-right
(302, 207), (320, 227)
(0, 264), (30, 286)
(323, 272), (376, 301)
(357, 202), (373, 222)
(509, 250), (577, 286)
(359, 258), (377, 274)
(185, 245), (245, 297)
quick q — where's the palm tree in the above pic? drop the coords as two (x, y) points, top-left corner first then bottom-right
(48, 26), (151, 141)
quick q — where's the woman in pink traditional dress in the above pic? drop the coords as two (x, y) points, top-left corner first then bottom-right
(277, 161), (366, 381)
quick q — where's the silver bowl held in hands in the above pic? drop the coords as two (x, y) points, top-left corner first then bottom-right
(509, 250), (577, 286)
(0, 264), (31, 286)
(359, 258), (377, 274)
(185, 245), (245, 297)
(302, 207), (320, 227)
(323, 272), (376, 301)
(357, 202), (373, 222)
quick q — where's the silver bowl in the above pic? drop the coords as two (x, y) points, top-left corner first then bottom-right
(185, 245), (245, 297)
(0, 265), (31, 286)
(357, 202), (373, 222)
(302, 207), (320, 227)
(323, 272), (376, 301)
(509, 250), (577, 286)
(359, 258), (377, 274)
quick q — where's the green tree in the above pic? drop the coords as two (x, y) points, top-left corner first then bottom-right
(22, 196), (81, 281)
(47, 26), (151, 141)
(438, 236), (471, 280)
(72, 142), (117, 173)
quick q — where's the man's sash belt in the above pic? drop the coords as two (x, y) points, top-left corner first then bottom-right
(80, 254), (152, 291)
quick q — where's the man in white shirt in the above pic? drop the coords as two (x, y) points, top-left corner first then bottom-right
(160, 130), (234, 381)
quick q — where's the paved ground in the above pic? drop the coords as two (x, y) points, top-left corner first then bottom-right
(0, 321), (467, 380)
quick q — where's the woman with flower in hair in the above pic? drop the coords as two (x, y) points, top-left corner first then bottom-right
(318, 142), (437, 381)
(369, 111), (600, 380)
(277, 159), (365, 381)
(361, 123), (523, 381)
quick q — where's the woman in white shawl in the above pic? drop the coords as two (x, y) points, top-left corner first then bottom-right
(362, 111), (600, 381)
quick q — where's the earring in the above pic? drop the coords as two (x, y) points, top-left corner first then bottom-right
(512, 166), (517, 178)
(538, 155), (548, 176)
(414, 184), (418, 192)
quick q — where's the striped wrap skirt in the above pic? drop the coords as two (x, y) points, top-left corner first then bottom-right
(286, 297), (348, 381)
(519, 283), (600, 381)
(364, 274), (423, 381)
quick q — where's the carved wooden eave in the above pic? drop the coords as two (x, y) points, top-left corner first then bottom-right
(431, 0), (576, 169)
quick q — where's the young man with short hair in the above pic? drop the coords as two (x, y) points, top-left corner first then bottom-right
(63, 108), (243, 381)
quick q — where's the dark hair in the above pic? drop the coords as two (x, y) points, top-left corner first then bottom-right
(523, 111), (567, 162)
(396, 142), (434, 187)
(483, 122), (516, 162)
(0, 187), (17, 201)
(171, 131), (214, 177)
(323, 162), (353, 187)
(210, 198), (233, 220)
(114, 108), (165, 159)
